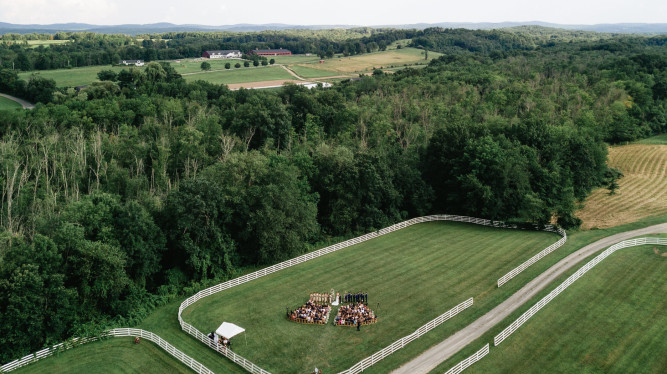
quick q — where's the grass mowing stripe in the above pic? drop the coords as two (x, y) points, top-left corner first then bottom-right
(429, 243), (666, 374)
(182, 221), (559, 373)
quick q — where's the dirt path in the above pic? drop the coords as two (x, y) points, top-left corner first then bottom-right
(280, 65), (306, 81)
(392, 222), (667, 374)
(0, 93), (34, 109)
(225, 79), (306, 90)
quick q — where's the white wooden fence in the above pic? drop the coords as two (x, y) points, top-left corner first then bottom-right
(443, 343), (490, 374)
(337, 298), (473, 374)
(0, 328), (214, 374)
(493, 237), (667, 346)
(179, 214), (564, 374)
(497, 227), (567, 287)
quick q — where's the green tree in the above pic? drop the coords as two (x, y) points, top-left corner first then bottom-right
(225, 62), (231, 69)
(244, 61), (250, 67)
(97, 69), (118, 81)
(200, 61), (211, 71)
(269, 58), (275, 65)
(234, 62), (241, 68)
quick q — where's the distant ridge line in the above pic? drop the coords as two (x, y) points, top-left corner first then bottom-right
(1, 21), (666, 35)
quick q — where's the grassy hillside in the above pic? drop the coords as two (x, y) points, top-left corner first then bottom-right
(577, 138), (667, 229)
(13, 337), (193, 374)
(0, 96), (22, 110)
(435, 238), (666, 374)
(182, 221), (559, 373)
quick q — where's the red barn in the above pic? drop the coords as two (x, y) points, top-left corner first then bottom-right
(248, 48), (292, 56)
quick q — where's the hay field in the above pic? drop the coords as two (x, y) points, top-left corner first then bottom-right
(577, 140), (667, 229)
(292, 48), (441, 75)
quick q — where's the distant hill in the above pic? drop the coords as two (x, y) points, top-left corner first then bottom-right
(1, 21), (666, 35)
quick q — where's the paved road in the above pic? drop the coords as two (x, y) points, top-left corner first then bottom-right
(392, 222), (667, 374)
(0, 93), (35, 109)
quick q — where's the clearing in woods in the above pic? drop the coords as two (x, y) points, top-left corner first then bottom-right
(181, 221), (559, 373)
(290, 48), (441, 77)
(434, 237), (667, 374)
(577, 136), (667, 229)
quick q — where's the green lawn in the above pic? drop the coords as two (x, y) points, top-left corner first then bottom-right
(18, 65), (127, 88)
(12, 337), (193, 374)
(183, 66), (294, 85)
(289, 64), (343, 78)
(272, 54), (322, 64)
(0, 96), (22, 110)
(428, 232), (667, 374)
(182, 221), (560, 373)
(172, 58), (248, 74)
(634, 133), (667, 145)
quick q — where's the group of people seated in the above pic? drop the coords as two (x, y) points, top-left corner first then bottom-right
(334, 302), (377, 326)
(289, 299), (332, 325)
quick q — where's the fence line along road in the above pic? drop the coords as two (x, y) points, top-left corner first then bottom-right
(0, 328), (215, 374)
(494, 237), (667, 346)
(338, 298), (473, 374)
(443, 344), (489, 374)
(179, 214), (565, 374)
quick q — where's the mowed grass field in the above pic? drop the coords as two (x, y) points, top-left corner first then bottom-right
(434, 239), (667, 374)
(577, 137), (667, 229)
(183, 66), (293, 85)
(182, 221), (560, 373)
(12, 337), (193, 374)
(290, 48), (441, 76)
(18, 65), (129, 87)
(0, 96), (22, 110)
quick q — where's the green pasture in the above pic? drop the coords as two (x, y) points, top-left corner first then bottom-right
(183, 66), (294, 85)
(26, 40), (70, 48)
(272, 54), (322, 64)
(0, 96), (22, 110)
(634, 133), (667, 145)
(289, 64), (342, 78)
(13, 337), (193, 374)
(18, 65), (128, 88)
(182, 221), (560, 373)
(431, 238), (667, 374)
(172, 58), (247, 74)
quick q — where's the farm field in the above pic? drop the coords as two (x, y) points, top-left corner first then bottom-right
(183, 66), (294, 85)
(0, 96), (22, 110)
(18, 65), (129, 87)
(12, 337), (194, 374)
(577, 138), (667, 229)
(434, 239), (667, 374)
(182, 221), (560, 373)
(290, 48), (441, 75)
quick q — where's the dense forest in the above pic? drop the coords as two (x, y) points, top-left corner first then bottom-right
(0, 27), (666, 362)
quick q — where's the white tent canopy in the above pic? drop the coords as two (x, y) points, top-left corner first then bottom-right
(215, 322), (245, 339)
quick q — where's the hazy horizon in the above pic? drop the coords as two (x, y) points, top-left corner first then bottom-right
(1, 0), (665, 27)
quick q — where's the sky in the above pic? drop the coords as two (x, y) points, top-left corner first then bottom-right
(1, 0), (665, 26)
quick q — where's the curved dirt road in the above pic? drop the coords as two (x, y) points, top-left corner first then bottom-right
(0, 93), (35, 109)
(392, 222), (667, 374)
